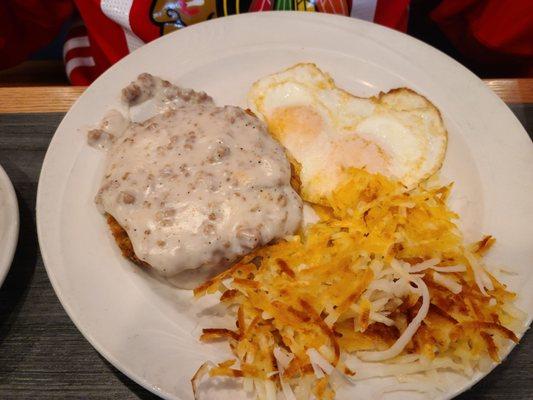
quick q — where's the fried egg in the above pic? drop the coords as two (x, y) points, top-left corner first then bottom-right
(248, 63), (447, 203)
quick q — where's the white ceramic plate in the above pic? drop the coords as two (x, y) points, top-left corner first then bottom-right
(0, 164), (19, 287)
(37, 12), (532, 400)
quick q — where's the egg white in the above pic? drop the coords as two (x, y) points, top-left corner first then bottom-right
(248, 63), (448, 202)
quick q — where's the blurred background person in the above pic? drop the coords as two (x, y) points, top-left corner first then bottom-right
(0, 0), (531, 85)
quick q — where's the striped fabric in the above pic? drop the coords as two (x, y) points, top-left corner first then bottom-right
(64, 0), (408, 84)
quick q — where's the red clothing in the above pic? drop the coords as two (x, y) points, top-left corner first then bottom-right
(432, 0), (533, 57)
(0, 0), (74, 69)
(0, 0), (531, 84)
(431, 0), (533, 76)
(62, 0), (410, 85)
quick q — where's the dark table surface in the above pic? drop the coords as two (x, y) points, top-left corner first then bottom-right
(0, 105), (532, 399)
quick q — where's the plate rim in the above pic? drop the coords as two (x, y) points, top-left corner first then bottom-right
(0, 163), (19, 288)
(36, 11), (532, 400)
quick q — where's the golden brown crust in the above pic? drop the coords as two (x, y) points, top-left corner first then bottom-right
(106, 213), (151, 268)
(288, 155), (302, 193)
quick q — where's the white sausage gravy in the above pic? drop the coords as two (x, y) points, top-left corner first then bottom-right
(89, 74), (302, 288)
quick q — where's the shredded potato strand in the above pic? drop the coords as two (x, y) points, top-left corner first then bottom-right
(193, 168), (522, 400)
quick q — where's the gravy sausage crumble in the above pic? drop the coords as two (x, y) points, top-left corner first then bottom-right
(89, 73), (302, 287)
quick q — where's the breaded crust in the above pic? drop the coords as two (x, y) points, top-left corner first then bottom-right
(106, 213), (151, 268)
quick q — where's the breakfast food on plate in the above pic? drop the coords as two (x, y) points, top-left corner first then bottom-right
(248, 63), (447, 203)
(86, 67), (525, 400)
(89, 73), (302, 288)
(191, 65), (525, 399)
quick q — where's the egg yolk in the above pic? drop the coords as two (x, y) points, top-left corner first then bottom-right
(269, 105), (323, 144)
(330, 136), (391, 176)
